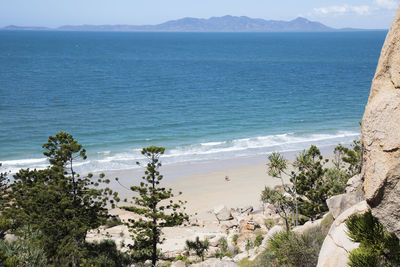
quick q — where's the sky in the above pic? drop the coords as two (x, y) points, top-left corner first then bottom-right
(0, 0), (398, 29)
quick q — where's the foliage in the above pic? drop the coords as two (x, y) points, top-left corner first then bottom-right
(261, 186), (293, 230)
(240, 214), (334, 267)
(334, 140), (362, 177)
(267, 225), (328, 267)
(0, 226), (47, 267)
(173, 254), (188, 262)
(264, 218), (275, 230)
(186, 236), (209, 261)
(346, 210), (400, 267)
(218, 236), (228, 252)
(232, 234), (239, 245)
(254, 235), (264, 247)
(266, 142), (362, 223)
(245, 238), (254, 254)
(82, 239), (133, 267)
(5, 132), (118, 266)
(104, 216), (123, 229)
(324, 168), (349, 197)
(0, 163), (11, 239)
(292, 146), (329, 220)
(123, 146), (189, 266)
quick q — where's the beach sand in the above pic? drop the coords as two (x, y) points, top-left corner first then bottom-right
(105, 147), (335, 216)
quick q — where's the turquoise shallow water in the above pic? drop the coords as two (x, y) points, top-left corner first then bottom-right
(0, 31), (386, 173)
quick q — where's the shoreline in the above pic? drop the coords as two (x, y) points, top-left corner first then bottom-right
(105, 144), (337, 214)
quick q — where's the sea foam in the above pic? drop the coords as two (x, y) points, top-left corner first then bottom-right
(0, 130), (359, 174)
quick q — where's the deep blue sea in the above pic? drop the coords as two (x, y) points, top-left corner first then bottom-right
(0, 31), (386, 173)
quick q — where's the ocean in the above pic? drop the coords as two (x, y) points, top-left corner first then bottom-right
(0, 31), (386, 173)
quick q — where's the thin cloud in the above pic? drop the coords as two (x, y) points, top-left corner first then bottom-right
(313, 5), (370, 16)
(375, 0), (399, 9)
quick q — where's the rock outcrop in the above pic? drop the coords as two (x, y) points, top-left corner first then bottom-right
(317, 201), (369, 267)
(214, 205), (233, 222)
(361, 6), (400, 238)
(326, 189), (364, 219)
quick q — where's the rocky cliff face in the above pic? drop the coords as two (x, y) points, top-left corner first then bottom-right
(362, 6), (400, 238)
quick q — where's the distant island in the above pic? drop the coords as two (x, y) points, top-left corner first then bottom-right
(1, 16), (372, 32)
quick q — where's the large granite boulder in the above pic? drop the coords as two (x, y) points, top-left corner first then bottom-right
(213, 205), (233, 222)
(326, 189), (364, 219)
(317, 201), (369, 267)
(361, 6), (400, 238)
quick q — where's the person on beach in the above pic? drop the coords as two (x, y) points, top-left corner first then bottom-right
(225, 175), (230, 181)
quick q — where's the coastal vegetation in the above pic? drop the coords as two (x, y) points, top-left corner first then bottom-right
(122, 146), (189, 266)
(185, 237), (209, 261)
(262, 142), (361, 231)
(346, 210), (400, 267)
(0, 132), (123, 266)
(0, 131), (397, 267)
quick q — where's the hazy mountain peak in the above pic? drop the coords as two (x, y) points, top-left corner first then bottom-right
(1, 16), (343, 32)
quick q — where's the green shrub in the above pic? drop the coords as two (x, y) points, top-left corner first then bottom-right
(218, 237), (228, 252)
(346, 210), (400, 267)
(264, 218), (275, 230)
(245, 238), (254, 254)
(254, 235), (263, 247)
(173, 254), (188, 262)
(104, 216), (123, 229)
(267, 217), (332, 267)
(232, 234), (239, 245)
(186, 237), (209, 261)
(224, 251), (233, 258)
(0, 227), (47, 267)
(83, 239), (132, 267)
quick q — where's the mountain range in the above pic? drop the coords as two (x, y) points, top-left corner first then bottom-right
(1, 16), (367, 32)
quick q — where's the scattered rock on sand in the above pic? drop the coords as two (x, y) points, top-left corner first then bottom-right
(213, 205), (233, 222)
(190, 258), (239, 267)
(171, 260), (186, 267)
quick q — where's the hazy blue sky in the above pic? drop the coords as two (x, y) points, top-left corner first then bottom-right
(0, 0), (398, 29)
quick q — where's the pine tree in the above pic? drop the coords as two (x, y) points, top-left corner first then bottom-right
(7, 132), (118, 266)
(267, 146), (330, 222)
(123, 146), (188, 266)
(186, 237), (209, 261)
(293, 146), (329, 220)
(346, 210), (400, 267)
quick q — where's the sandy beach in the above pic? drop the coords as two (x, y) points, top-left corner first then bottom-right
(105, 147), (335, 215)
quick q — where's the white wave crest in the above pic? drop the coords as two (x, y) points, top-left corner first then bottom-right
(1, 130), (359, 174)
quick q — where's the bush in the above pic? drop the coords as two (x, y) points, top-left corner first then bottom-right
(104, 216), (123, 229)
(254, 235), (263, 247)
(264, 218), (275, 230)
(218, 237), (228, 252)
(0, 227), (47, 267)
(232, 234), (239, 245)
(173, 255), (188, 262)
(83, 239), (133, 267)
(186, 237), (209, 261)
(266, 216), (332, 267)
(346, 210), (400, 267)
